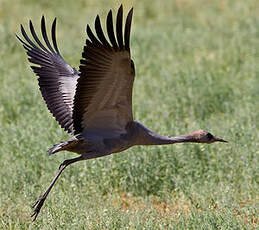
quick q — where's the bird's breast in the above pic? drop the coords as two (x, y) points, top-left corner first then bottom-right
(103, 135), (133, 154)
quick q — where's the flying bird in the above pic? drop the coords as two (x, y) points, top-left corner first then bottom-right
(17, 5), (227, 221)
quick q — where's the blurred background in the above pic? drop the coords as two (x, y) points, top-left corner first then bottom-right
(0, 0), (258, 229)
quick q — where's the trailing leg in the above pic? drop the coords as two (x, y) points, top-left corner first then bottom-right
(31, 156), (85, 221)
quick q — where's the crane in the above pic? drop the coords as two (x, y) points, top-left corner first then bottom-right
(17, 5), (227, 221)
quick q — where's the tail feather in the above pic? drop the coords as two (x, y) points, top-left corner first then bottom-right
(48, 136), (85, 155)
(48, 142), (65, 155)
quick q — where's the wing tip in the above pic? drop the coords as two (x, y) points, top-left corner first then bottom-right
(124, 7), (134, 51)
(85, 5), (134, 51)
(116, 4), (124, 49)
(51, 16), (61, 55)
(118, 4), (123, 11)
(106, 9), (118, 49)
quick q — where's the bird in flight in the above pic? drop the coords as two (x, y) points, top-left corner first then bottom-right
(17, 5), (227, 221)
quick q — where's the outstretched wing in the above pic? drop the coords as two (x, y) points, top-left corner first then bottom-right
(17, 16), (79, 134)
(73, 5), (135, 135)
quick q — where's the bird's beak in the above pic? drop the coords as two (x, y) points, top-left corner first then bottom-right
(214, 137), (228, 143)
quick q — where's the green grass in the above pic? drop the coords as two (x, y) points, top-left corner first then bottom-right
(0, 0), (258, 229)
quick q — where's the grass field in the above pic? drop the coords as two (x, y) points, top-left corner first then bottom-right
(0, 0), (258, 229)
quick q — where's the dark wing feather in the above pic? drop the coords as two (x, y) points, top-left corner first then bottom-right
(124, 8), (133, 51)
(106, 10), (118, 49)
(116, 5), (124, 49)
(73, 6), (134, 135)
(95, 15), (111, 48)
(51, 18), (61, 55)
(86, 25), (102, 46)
(17, 16), (79, 134)
(41, 16), (56, 53)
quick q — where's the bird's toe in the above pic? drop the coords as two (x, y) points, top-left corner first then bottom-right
(31, 194), (46, 221)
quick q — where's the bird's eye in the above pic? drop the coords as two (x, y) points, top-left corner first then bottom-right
(206, 133), (213, 140)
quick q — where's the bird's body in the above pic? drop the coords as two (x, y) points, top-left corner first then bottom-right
(48, 121), (175, 156)
(17, 5), (227, 221)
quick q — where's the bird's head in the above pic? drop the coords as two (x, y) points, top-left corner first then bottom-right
(188, 130), (228, 144)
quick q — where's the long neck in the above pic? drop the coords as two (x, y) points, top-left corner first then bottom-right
(133, 121), (196, 146)
(140, 131), (196, 145)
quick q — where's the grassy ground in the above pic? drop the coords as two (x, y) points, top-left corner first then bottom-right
(0, 0), (258, 229)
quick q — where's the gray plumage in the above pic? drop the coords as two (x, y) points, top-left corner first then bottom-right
(17, 5), (227, 221)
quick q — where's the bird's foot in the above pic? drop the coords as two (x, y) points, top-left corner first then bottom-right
(31, 194), (47, 221)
